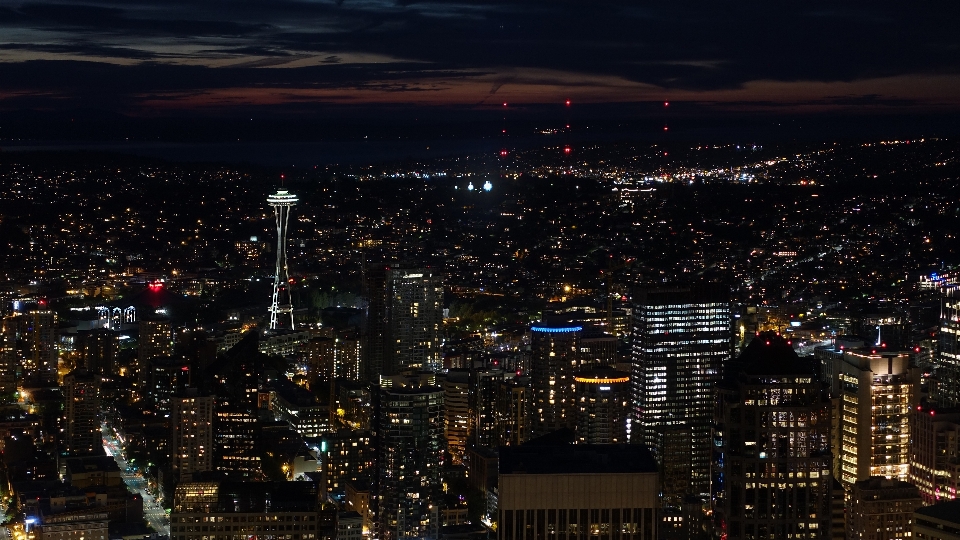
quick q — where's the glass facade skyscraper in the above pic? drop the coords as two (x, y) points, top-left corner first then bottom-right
(631, 284), (731, 501)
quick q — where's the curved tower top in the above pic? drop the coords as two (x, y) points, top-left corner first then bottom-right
(267, 190), (299, 206)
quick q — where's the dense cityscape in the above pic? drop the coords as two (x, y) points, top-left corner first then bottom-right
(0, 136), (959, 540)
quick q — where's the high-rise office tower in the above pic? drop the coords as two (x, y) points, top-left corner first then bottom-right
(473, 368), (505, 448)
(63, 369), (101, 455)
(497, 377), (529, 446)
(144, 356), (191, 415)
(442, 369), (470, 465)
(23, 308), (57, 380)
(377, 379), (443, 540)
(715, 334), (832, 540)
(529, 322), (582, 437)
(0, 315), (22, 393)
(631, 284), (731, 499)
(76, 328), (120, 375)
(214, 402), (259, 479)
(1, 309), (58, 382)
(361, 263), (388, 382)
(363, 265), (443, 380)
(171, 390), (214, 483)
(910, 405), (960, 504)
(267, 189), (298, 330)
(573, 365), (630, 444)
(139, 316), (172, 379)
(320, 429), (374, 494)
(938, 291), (960, 407)
(836, 348), (920, 491)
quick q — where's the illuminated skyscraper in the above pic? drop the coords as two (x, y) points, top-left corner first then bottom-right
(715, 334), (832, 540)
(573, 365), (630, 444)
(171, 390), (214, 483)
(529, 323), (582, 437)
(836, 348), (919, 491)
(376, 379), (443, 540)
(442, 369), (470, 465)
(267, 189), (298, 330)
(938, 290), (960, 407)
(139, 316), (172, 368)
(631, 284), (731, 500)
(362, 265), (443, 379)
(63, 369), (101, 455)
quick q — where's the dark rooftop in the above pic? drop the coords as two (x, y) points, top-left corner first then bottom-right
(726, 332), (817, 381)
(500, 439), (656, 475)
(916, 499), (960, 524)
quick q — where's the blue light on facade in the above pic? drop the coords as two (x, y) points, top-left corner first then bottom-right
(530, 325), (583, 333)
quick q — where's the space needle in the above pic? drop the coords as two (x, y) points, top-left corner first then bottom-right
(267, 189), (298, 330)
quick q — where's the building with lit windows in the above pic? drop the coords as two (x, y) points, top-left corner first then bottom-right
(530, 323), (582, 437)
(573, 366), (630, 444)
(847, 477), (921, 540)
(214, 404), (259, 478)
(836, 348), (920, 492)
(715, 334), (832, 540)
(497, 377), (529, 446)
(442, 369), (471, 464)
(63, 369), (101, 455)
(910, 406), (960, 504)
(319, 429), (374, 495)
(472, 368), (505, 448)
(171, 481), (323, 540)
(171, 390), (214, 483)
(362, 265), (444, 379)
(376, 378), (444, 540)
(938, 291), (960, 407)
(139, 316), (172, 367)
(631, 284), (731, 501)
(498, 442), (659, 540)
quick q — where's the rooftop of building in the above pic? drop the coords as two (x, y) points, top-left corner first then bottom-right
(853, 477), (921, 497)
(915, 499), (960, 524)
(174, 481), (321, 513)
(64, 456), (122, 476)
(500, 430), (656, 475)
(726, 332), (818, 380)
(574, 365), (630, 384)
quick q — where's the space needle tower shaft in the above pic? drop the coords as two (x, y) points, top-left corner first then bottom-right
(267, 189), (298, 330)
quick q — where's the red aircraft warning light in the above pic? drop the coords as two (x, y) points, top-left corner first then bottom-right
(564, 146), (572, 155)
(500, 149), (508, 157)
(664, 101), (669, 107)
(565, 99), (571, 106)
(148, 281), (163, 292)
(664, 125), (669, 131)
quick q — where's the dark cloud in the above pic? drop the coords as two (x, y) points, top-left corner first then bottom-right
(1, 0), (959, 131)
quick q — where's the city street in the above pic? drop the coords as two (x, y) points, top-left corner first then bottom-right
(101, 424), (170, 538)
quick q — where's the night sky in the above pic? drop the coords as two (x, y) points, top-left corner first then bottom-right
(2, 1), (960, 149)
